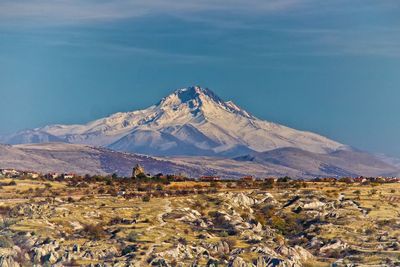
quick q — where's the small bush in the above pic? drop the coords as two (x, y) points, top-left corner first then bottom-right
(254, 213), (267, 226)
(155, 184), (164, 191)
(126, 231), (138, 242)
(219, 231), (229, 237)
(0, 236), (13, 248)
(0, 217), (17, 230)
(82, 224), (106, 240)
(178, 237), (187, 245)
(122, 244), (138, 255)
(142, 195), (151, 202)
(0, 206), (11, 216)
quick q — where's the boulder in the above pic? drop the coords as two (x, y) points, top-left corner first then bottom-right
(320, 240), (348, 254)
(228, 257), (247, 267)
(212, 241), (230, 255)
(302, 201), (326, 210)
(254, 256), (288, 267)
(41, 252), (58, 264)
(149, 257), (170, 266)
(156, 243), (193, 260)
(0, 256), (20, 267)
(206, 258), (219, 267)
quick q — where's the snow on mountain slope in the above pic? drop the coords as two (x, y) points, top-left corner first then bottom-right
(2, 129), (66, 145)
(2, 86), (348, 156)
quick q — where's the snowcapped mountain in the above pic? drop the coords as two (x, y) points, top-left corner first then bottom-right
(2, 86), (398, 178)
(2, 86), (349, 156)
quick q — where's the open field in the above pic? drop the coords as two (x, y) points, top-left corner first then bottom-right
(1, 177), (400, 266)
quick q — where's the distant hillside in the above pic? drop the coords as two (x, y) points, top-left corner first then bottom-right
(0, 143), (288, 179)
(0, 143), (197, 177)
(0, 143), (398, 179)
(234, 147), (399, 177)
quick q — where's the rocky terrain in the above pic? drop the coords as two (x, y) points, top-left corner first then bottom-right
(0, 143), (201, 178)
(1, 176), (400, 266)
(1, 143), (398, 179)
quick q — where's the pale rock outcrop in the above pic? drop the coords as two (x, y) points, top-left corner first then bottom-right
(0, 256), (20, 267)
(254, 255), (294, 267)
(228, 256), (247, 267)
(320, 240), (348, 254)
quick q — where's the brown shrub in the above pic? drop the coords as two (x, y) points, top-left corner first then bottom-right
(81, 223), (106, 240)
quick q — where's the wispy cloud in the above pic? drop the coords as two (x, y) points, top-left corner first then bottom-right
(231, 26), (400, 58)
(2, 0), (398, 25)
(1, 0), (399, 60)
(0, 0), (308, 24)
(54, 40), (219, 63)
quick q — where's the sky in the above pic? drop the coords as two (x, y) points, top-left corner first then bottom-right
(0, 0), (400, 157)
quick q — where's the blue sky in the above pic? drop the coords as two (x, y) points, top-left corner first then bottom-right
(0, 0), (400, 157)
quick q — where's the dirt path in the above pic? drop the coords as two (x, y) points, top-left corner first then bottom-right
(135, 199), (172, 266)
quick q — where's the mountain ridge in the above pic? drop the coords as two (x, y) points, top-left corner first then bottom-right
(234, 147), (399, 178)
(1, 142), (397, 178)
(1, 85), (398, 178)
(1, 86), (348, 156)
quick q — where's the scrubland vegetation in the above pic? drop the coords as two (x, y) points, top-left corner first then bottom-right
(1, 175), (400, 266)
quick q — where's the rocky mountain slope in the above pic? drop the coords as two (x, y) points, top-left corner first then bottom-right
(0, 143), (196, 177)
(0, 143), (293, 178)
(0, 143), (397, 178)
(233, 147), (399, 177)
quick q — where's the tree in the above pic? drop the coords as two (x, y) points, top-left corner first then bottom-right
(136, 173), (147, 180)
(262, 178), (275, 189)
(142, 195), (151, 202)
(278, 176), (291, 183)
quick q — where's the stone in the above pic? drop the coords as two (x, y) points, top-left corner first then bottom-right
(0, 256), (20, 267)
(228, 257), (247, 267)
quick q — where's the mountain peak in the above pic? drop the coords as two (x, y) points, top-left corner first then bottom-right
(170, 86), (223, 104)
(158, 86), (254, 119)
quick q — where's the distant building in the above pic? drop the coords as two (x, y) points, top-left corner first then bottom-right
(24, 171), (40, 179)
(0, 169), (20, 177)
(353, 177), (367, 183)
(45, 173), (60, 179)
(200, 176), (220, 182)
(241, 176), (255, 182)
(63, 173), (76, 179)
(169, 175), (186, 182)
(132, 164), (145, 178)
